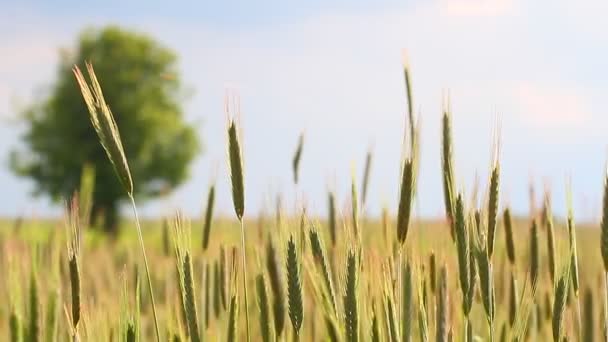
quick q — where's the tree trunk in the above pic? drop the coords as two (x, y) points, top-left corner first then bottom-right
(92, 201), (119, 235)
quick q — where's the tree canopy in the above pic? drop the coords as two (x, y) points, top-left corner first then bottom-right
(11, 26), (200, 232)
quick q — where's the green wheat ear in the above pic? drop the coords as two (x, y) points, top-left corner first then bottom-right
(401, 260), (413, 342)
(416, 265), (429, 342)
(502, 207), (516, 265)
(9, 310), (21, 342)
(74, 62), (160, 342)
(227, 118), (245, 220)
(309, 227), (337, 313)
(552, 260), (571, 342)
(328, 191), (338, 247)
(529, 219), (540, 287)
(266, 238), (286, 338)
(453, 194), (470, 307)
(227, 293), (239, 342)
(344, 248), (360, 342)
(441, 101), (456, 233)
(509, 273), (518, 327)
(487, 159), (500, 258)
(28, 266), (40, 342)
(361, 147), (373, 206)
(397, 157), (415, 245)
(292, 133), (304, 185)
(544, 194), (557, 283)
(173, 214), (201, 342)
(66, 197), (82, 336)
(256, 273), (272, 342)
(72, 63), (132, 195)
(201, 184), (216, 251)
(286, 235), (303, 337)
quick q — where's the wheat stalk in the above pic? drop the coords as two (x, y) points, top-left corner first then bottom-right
(436, 265), (449, 342)
(213, 261), (222, 319)
(544, 194), (557, 283)
(72, 63), (132, 194)
(371, 300), (381, 342)
(225, 97), (251, 341)
(173, 214), (201, 342)
(582, 287), (594, 342)
(417, 266), (429, 342)
(45, 288), (59, 342)
(73, 63), (160, 341)
(385, 288), (399, 342)
(401, 260), (413, 342)
(28, 267), (40, 342)
(266, 238), (286, 338)
(204, 262), (211, 330)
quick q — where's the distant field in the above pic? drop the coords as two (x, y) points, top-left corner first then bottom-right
(0, 215), (604, 340)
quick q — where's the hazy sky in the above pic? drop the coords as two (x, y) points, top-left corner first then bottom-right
(1, 0), (608, 221)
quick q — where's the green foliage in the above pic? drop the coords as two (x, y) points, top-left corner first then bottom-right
(11, 26), (199, 231)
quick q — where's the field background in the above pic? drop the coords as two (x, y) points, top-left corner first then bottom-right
(1, 213), (603, 341)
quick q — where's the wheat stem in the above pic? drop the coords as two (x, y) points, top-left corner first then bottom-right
(239, 219), (251, 342)
(130, 195), (161, 342)
(604, 273), (608, 342)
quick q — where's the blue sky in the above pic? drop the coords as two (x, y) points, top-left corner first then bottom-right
(1, 0), (608, 221)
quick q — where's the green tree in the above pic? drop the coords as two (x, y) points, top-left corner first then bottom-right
(11, 26), (199, 233)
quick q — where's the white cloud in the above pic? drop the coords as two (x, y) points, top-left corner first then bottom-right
(439, 0), (516, 17)
(512, 82), (593, 129)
